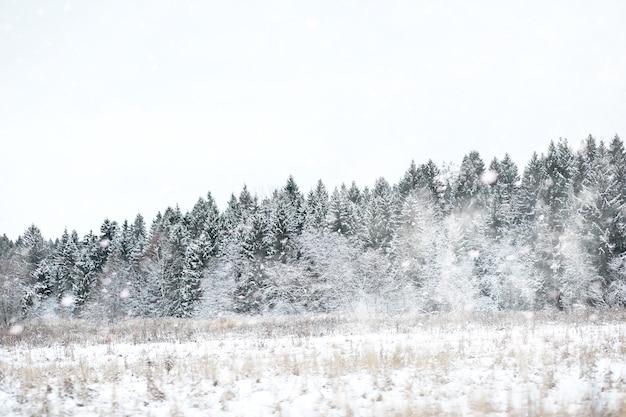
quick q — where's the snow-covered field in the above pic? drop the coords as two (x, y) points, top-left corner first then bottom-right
(1, 312), (626, 416)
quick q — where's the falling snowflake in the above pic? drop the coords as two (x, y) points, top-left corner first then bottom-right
(9, 324), (23, 336)
(467, 250), (480, 260)
(61, 295), (75, 307)
(480, 170), (498, 185)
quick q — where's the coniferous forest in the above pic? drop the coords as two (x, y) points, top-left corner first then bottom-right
(2, 135), (626, 323)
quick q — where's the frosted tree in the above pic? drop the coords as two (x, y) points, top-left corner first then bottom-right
(297, 229), (361, 312)
(540, 139), (577, 232)
(0, 234), (13, 260)
(0, 229), (44, 322)
(263, 177), (305, 263)
(354, 247), (401, 314)
(556, 223), (604, 308)
(11, 225), (52, 311)
(486, 154), (519, 237)
(327, 184), (362, 238)
(485, 241), (544, 310)
(452, 151), (488, 211)
(362, 177), (398, 251)
(398, 159), (443, 204)
(391, 189), (441, 294)
(135, 218), (169, 317)
(398, 160), (421, 197)
(347, 181), (363, 204)
(0, 258), (26, 325)
(429, 214), (484, 312)
(172, 237), (204, 317)
(605, 136), (626, 259)
(114, 220), (134, 263)
(607, 254), (626, 306)
(186, 192), (221, 262)
(516, 152), (545, 224)
(575, 140), (613, 275)
(195, 257), (237, 317)
(302, 179), (329, 231)
(573, 135), (599, 194)
(53, 229), (79, 299)
(134, 208), (204, 317)
(130, 213), (148, 263)
(220, 186), (269, 313)
(99, 218), (118, 251)
(82, 252), (134, 322)
(261, 261), (311, 314)
(527, 202), (568, 308)
(15, 225), (48, 275)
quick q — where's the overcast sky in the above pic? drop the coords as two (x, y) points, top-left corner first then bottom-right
(1, 0), (625, 240)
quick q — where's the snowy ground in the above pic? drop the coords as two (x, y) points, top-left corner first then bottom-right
(1, 312), (626, 416)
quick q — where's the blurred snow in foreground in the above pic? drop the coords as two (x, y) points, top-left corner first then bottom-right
(1, 314), (625, 416)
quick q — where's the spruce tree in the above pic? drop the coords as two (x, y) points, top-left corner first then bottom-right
(130, 213), (147, 262)
(263, 177), (305, 262)
(302, 180), (329, 231)
(516, 152), (545, 224)
(363, 177), (397, 251)
(0, 234), (13, 259)
(487, 154), (519, 237)
(327, 185), (361, 237)
(453, 151), (487, 211)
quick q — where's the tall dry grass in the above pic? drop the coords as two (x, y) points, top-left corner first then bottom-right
(1, 310), (626, 416)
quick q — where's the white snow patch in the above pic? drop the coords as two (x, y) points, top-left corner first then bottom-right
(1, 314), (625, 416)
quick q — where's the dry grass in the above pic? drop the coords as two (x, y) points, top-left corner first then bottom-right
(1, 310), (626, 416)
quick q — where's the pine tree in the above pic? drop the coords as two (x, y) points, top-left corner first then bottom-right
(17, 225), (48, 273)
(573, 135), (598, 194)
(398, 160), (420, 197)
(297, 229), (361, 312)
(166, 223), (203, 317)
(302, 180), (329, 231)
(219, 186), (268, 314)
(398, 159), (443, 202)
(516, 152), (545, 224)
(327, 185), (362, 237)
(136, 213), (204, 317)
(263, 177), (305, 262)
(574, 140), (612, 276)
(453, 151), (487, 211)
(486, 154), (519, 237)
(130, 213), (147, 262)
(8, 225), (49, 314)
(96, 218), (119, 270)
(0, 234), (13, 259)
(347, 181), (362, 205)
(541, 139), (577, 231)
(50, 229), (86, 310)
(185, 193), (221, 262)
(430, 214), (483, 312)
(363, 177), (397, 251)
(115, 220), (135, 263)
(606, 135), (626, 257)
(391, 189), (441, 292)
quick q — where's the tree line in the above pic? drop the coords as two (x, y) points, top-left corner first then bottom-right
(2, 134), (626, 323)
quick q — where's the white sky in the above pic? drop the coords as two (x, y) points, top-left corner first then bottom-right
(1, 0), (625, 241)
